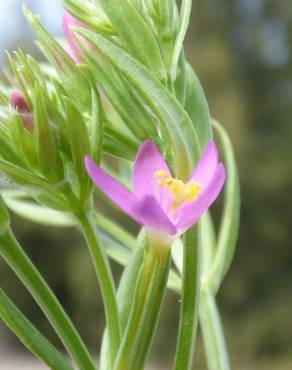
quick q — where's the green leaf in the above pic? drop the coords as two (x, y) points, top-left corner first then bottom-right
(171, 0), (192, 79)
(173, 223), (200, 370)
(8, 115), (37, 168)
(0, 229), (96, 370)
(0, 288), (73, 370)
(210, 120), (240, 293)
(0, 196), (10, 235)
(201, 212), (216, 284)
(103, 125), (139, 161)
(82, 56), (153, 141)
(76, 29), (200, 179)
(23, 6), (92, 112)
(3, 196), (75, 227)
(199, 289), (231, 370)
(173, 51), (187, 107)
(184, 63), (212, 149)
(61, 0), (115, 35)
(98, 0), (166, 80)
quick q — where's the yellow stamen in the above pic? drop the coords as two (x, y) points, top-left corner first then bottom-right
(154, 170), (200, 210)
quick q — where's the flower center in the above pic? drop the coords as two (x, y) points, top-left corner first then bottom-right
(155, 170), (200, 210)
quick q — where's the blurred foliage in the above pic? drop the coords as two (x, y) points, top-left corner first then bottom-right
(0, 0), (291, 369)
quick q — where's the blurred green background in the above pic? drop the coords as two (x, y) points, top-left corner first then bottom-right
(0, 0), (291, 369)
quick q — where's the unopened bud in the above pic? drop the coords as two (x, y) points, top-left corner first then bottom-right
(9, 91), (33, 133)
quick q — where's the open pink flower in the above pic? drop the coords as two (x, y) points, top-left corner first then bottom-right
(9, 90), (33, 133)
(85, 141), (225, 241)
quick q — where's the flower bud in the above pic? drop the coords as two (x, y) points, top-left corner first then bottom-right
(9, 91), (33, 133)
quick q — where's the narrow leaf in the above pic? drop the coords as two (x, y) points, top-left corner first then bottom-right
(76, 29), (200, 179)
(210, 120), (240, 293)
(98, 0), (166, 80)
(185, 63), (212, 149)
(172, 0), (192, 79)
(0, 288), (73, 370)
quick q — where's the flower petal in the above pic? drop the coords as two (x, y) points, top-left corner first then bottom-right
(62, 11), (82, 52)
(189, 141), (218, 190)
(132, 195), (177, 235)
(173, 163), (225, 233)
(132, 140), (172, 212)
(85, 156), (137, 219)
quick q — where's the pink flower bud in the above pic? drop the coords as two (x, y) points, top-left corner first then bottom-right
(10, 90), (34, 133)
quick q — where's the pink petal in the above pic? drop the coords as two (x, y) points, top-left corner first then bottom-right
(132, 141), (172, 212)
(132, 195), (177, 235)
(85, 156), (137, 220)
(62, 11), (82, 53)
(173, 163), (225, 234)
(189, 141), (218, 190)
(63, 43), (80, 64)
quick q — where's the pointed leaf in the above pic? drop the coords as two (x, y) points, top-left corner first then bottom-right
(210, 120), (240, 292)
(0, 288), (73, 370)
(76, 29), (200, 179)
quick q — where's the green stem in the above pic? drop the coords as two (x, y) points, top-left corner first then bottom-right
(173, 224), (201, 370)
(0, 229), (96, 370)
(76, 207), (121, 366)
(114, 238), (171, 370)
(200, 289), (230, 370)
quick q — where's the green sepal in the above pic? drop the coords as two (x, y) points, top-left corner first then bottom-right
(61, 0), (115, 35)
(98, 0), (167, 81)
(0, 288), (73, 370)
(9, 115), (37, 168)
(184, 63), (212, 149)
(23, 6), (92, 112)
(63, 97), (91, 199)
(32, 84), (57, 179)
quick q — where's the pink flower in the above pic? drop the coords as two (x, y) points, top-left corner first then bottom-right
(85, 141), (225, 242)
(9, 90), (33, 133)
(62, 11), (84, 63)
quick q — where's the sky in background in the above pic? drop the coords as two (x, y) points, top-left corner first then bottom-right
(0, 0), (63, 63)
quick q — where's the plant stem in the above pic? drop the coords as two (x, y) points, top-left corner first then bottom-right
(200, 289), (231, 370)
(173, 224), (201, 370)
(0, 229), (96, 370)
(114, 237), (171, 370)
(76, 207), (121, 366)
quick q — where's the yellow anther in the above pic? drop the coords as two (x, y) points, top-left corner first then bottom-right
(154, 170), (200, 210)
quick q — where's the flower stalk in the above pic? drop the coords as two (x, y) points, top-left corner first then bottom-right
(75, 205), (121, 366)
(113, 235), (171, 370)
